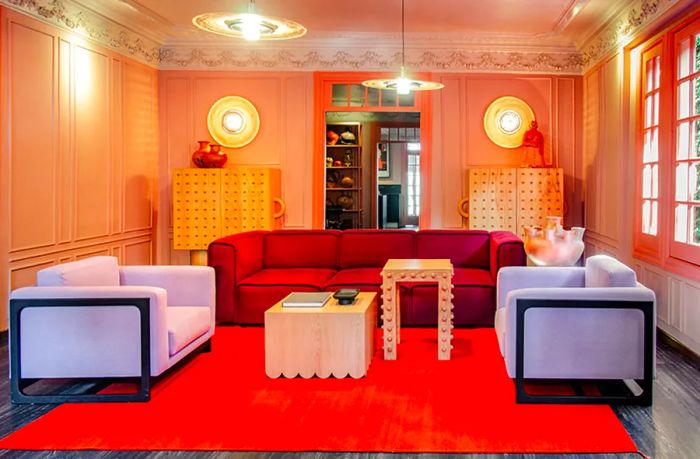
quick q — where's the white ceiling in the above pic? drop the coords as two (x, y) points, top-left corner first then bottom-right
(78, 0), (633, 51)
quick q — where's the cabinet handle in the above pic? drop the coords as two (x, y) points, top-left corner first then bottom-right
(273, 197), (286, 219)
(457, 197), (469, 219)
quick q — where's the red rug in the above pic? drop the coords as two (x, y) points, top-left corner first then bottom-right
(0, 327), (637, 453)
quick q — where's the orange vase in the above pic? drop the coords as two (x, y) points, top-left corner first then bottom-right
(192, 141), (210, 168)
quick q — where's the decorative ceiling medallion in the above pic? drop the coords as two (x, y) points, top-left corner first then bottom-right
(207, 96), (260, 148)
(192, 12), (306, 40)
(483, 96), (535, 149)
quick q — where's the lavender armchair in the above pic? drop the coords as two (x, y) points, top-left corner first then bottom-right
(9, 256), (215, 403)
(495, 255), (656, 405)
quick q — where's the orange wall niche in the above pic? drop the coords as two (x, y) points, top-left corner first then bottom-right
(0, 7), (159, 331)
(430, 73), (583, 229)
(157, 71), (314, 265)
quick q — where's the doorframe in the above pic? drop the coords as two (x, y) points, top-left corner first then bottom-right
(312, 71), (434, 229)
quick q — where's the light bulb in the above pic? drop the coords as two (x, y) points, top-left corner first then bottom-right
(241, 13), (261, 41)
(395, 77), (411, 95)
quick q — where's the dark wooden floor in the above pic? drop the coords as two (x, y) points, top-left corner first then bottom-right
(0, 333), (697, 459)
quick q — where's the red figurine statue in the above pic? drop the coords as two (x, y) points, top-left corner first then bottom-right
(521, 120), (546, 167)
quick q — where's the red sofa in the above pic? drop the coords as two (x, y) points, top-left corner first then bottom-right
(208, 229), (525, 326)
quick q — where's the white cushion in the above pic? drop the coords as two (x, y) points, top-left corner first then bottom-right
(585, 255), (636, 288)
(37, 256), (120, 287)
(167, 307), (211, 356)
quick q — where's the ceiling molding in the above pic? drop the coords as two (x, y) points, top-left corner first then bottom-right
(580, 0), (680, 70)
(158, 47), (584, 74)
(0, 0), (161, 66)
(0, 0), (687, 75)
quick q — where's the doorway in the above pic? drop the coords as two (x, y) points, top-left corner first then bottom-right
(325, 112), (420, 229)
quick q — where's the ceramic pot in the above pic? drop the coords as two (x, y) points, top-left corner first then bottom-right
(339, 129), (356, 144)
(203, 144), (228, 168)
(327, 130), (339, 145)
(192, 140), (210, 168)
(339, 176), (354, 188)
(337, 193), (354, 210)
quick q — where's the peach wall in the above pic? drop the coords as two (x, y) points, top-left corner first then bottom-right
(430, 73), (584, 229)
(157, 71), (314, 264)
(0, 8), (159, 330)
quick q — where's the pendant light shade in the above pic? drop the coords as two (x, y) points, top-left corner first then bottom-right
(362, 0), (443, 94)
(193, 0), (306, 41)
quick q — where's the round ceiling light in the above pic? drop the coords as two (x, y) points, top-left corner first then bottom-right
(207, 96), (260, 148)
(483, 96), (535, 149)
(192, 12), (307, 41)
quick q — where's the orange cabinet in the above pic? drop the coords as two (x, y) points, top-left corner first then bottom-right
(173, 168), (285, 251)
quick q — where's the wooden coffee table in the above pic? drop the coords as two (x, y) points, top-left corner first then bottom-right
(264, 292), (376, 379)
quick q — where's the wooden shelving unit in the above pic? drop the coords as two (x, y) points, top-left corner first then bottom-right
(325, 122), (363, 229)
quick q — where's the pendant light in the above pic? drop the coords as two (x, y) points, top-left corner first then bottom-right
(193, 0), (307, 41)
(362, 0), (443, 94)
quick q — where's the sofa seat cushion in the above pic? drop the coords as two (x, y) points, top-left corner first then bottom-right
(236, 268), (336, 324)
(166, 307), (211, 357)
(408, 268), (496, 326)
(240, 268), (337, 288)
(324, 268), (382, 288)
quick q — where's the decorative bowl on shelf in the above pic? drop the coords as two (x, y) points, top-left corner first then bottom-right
(523, 217), (585, 266)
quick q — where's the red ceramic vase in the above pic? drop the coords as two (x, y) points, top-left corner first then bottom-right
(192, 140), (210, 168)
(203, 144), (228, 168)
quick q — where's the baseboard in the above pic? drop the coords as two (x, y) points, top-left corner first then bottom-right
(658, 328), (700, 364)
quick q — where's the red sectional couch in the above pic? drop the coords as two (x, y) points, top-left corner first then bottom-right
(208, 229), (525, 326)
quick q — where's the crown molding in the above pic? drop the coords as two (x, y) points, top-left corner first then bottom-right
(158, 46), (584, 74)
(0, 0), (687, 75)
(580, 0), (680, 70)
(0, 0), (161, 67)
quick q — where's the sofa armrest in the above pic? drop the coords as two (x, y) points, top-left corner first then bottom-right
(208, 231), (266, 323)
(490, 231), (526, 281)
(10, 286), (171, 376)
(501, 286), (656, 378)
(119, 265), (214, 308)
(496, 266), (584, 309)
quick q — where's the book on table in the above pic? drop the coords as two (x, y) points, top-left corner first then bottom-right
(282, 292), (332, 308)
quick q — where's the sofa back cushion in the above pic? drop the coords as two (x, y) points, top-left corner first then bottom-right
(263, 230), (340, 269)
(416, 230), (490, 269)
(585, 255), (637, 288)
(37, 256), (120, 287)
(339, 230), (415, 268)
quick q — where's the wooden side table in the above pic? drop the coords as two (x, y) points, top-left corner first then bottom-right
(381, 259), (454, 360)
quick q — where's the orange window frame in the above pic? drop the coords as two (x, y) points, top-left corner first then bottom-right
(669, 19), (700, 266)
(634, 42), (664, 259)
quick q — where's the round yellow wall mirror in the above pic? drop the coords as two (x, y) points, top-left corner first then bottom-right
(483, 96), (535, 149)
(207, 96), (260, 148)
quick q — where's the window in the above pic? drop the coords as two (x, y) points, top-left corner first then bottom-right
(671, 23), (700, 264)
(641, 46), (662, 236)
(407, 151), (420, 217)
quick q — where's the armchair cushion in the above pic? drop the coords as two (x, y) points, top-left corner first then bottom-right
(167, 307), (211, 357)
(585, 255), (637, 288)
(37, 256), (119, 287)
